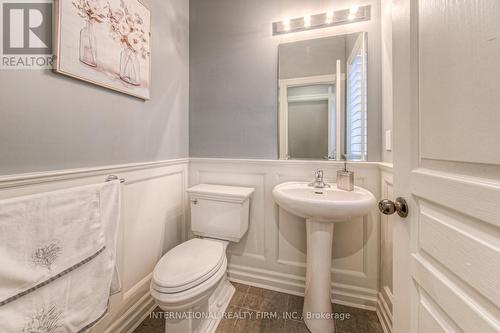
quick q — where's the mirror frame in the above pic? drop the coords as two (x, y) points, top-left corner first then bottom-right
(278, 32), (368, 161)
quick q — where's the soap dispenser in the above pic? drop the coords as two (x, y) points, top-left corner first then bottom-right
(337, 156), (354, 191)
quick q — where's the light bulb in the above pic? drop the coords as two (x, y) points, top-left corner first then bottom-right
(350, 5), (359, 14)
(283, 18), (291, 31)
(326, 11), (334, 24)
(304, 15), (311, 28)
(283, 18), (290, 25)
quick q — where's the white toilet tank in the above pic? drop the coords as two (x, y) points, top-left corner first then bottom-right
(187, 184), (254, 242)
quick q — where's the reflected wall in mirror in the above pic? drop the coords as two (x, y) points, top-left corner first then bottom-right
(279, 32), (368, 161)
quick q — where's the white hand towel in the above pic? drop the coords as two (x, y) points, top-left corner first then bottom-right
(0, 180), (121, 332)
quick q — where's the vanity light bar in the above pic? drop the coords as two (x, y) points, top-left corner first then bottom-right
(272, 5), (371, 36)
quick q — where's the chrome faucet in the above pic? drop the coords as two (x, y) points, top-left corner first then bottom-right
(309, 169), (331, 189)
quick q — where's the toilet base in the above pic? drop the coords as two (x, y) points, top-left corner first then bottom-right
(163, 277), (235, 333)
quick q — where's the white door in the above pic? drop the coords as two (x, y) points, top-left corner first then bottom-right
(391, 1), (500, 332)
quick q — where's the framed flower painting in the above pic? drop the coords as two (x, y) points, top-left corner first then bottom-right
(55, 0), (151, 100)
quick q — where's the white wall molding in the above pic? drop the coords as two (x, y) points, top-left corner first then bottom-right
(189, 157), (383, 169)
(0, 158), (189, 190)
(228, 264), (378, 310)
(104, 293), (156, 333)
(379, 168), (394, 332)
(378, 162), (394, 173)
(377, 290), (393, 333)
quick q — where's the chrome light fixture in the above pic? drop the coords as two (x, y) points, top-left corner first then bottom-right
(272, 5), (370, 35)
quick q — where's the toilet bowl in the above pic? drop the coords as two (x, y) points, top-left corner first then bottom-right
(150, 184), (254, 333)
(151, 238), (233, 333)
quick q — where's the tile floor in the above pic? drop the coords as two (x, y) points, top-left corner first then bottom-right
(134, 282), (384, 333)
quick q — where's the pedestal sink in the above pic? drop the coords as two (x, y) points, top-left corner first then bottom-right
(272, 182), (376, 333)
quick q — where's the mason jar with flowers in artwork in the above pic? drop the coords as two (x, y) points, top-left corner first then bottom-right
(109, 1), (150, 86)
(73, 0), (108, 67)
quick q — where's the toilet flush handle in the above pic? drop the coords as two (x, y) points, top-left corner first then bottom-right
(191, 199), (198, 205)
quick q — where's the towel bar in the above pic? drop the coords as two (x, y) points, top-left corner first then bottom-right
(105, 175), (125, 183)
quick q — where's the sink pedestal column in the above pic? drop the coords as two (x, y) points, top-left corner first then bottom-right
(303, 219), (335, 333)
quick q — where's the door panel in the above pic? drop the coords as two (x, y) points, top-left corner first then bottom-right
(392, 0), (500, 332)
(418, 0), (500, 165)
(419, 201), (500, 308)
(411, 170), (500, 227)
(413, 256), (499, 333)
(419, 291), (461, 333)
(410, 180), (500, 332)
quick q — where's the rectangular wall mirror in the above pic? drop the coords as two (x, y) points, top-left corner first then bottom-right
(278, 32), (368, 161)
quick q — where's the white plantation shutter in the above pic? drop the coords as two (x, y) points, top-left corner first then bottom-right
(346, 35), (367, 161)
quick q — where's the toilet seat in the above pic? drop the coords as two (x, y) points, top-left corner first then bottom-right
(152, 238), (225, 294)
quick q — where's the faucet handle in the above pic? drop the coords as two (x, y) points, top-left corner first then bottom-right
(314, 169), (324, 179)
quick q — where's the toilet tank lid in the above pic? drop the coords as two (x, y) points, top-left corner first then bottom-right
(187, 184), (254, 202)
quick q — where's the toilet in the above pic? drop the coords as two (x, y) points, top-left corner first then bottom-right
(150, 184), (254, 333)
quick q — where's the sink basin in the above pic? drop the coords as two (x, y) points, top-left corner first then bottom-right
(272, 181), (376, 333)
(272, 182), (376, 222)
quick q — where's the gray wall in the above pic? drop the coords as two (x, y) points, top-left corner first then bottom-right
(0, 0), (189, 175)
(279, 35), (346, 79)
(190, 0), (382, 160)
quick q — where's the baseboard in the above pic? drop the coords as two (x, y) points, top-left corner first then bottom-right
(104, 293), (156, 333)
(376, 292), (393, 333)
(228, 264), (378, 311)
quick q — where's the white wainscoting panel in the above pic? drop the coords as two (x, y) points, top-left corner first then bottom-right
(378, 165), (393, 333)
(0, 159), (189, 333)
(189, 159), (382, 309)
(0, 157), (385, 329)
